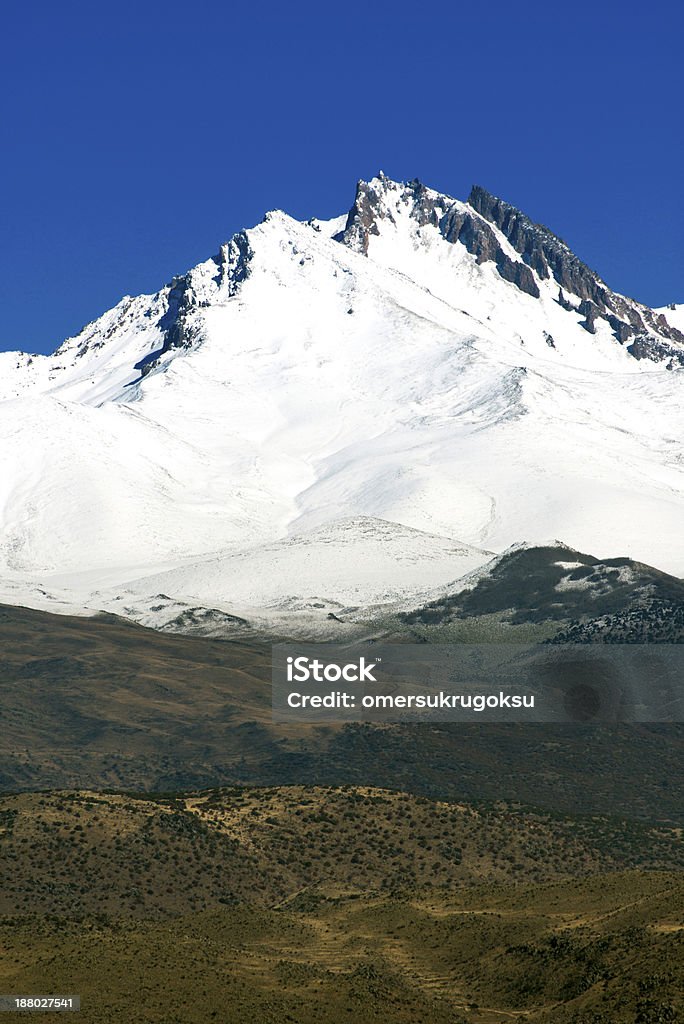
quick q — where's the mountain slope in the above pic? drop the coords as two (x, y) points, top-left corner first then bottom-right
(2, 789), (683, 1023)
(2, 599), (684, 818)
(114, 517), (491, 617)
(399, 543), (684, 642)
(0, 175), (682, 624)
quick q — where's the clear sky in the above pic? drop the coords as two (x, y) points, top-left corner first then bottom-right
(1, 0), (682, 355)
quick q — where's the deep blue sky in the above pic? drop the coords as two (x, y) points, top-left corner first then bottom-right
(1, 0), (682, 354)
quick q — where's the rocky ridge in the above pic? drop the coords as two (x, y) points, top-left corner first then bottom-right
(339, 173), (684, 366)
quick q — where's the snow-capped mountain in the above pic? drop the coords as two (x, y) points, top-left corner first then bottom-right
(0, 174), (682, 630)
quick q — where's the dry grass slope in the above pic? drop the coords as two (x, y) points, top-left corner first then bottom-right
(1, 786), (683, 917)
(1, 602), (683, 826)
(0, 787), (682, 1022)
(0, 872), (682, 1023)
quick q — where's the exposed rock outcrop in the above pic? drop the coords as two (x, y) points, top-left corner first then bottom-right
(338, 176), (540, 299)
(468, 184), (684, 361)
(137, 232), (255, 377)
(341, 175), (684, 365)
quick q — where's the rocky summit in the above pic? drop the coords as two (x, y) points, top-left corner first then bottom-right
(0, 174), (681, 636)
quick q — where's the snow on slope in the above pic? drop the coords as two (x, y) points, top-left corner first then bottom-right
(0, 175), (682, 629)
(116, 517), (491, 610)
(659, 303), (684, 335)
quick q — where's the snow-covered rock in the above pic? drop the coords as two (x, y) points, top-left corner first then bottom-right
(0, 174), (682, 629)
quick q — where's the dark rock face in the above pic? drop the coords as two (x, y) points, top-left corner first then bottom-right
(440, 205), (540, 297)
(578, 299), (599, 334)
(153, 233), (253, 359)
(134, 175), (684, 379)
(468, 185), (606, 304)
(628, 335), (684, 368)
(214, 231), (254, 296)
(336, 178), (386, 254)
(155, 276), (196, 353)
(440, 205), (496, 258)
(135, 232), (255, 380)
(557, 288), (576, 312)
(494, 251), (540, 298)
(161, 233), (253, 351)
(468, 184), (684, 359)
(338, 176), (684, 362)
(342, 175), (684, 365)
(338, 176), (540, 299)
(605, 315), (635, 345)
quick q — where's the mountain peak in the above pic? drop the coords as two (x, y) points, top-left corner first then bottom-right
(337, 174), (542, 299)
(333, 174), (684, 365)
(0, 172), (683, 604)
(335, 175), (430, 253)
